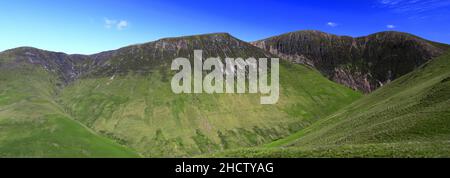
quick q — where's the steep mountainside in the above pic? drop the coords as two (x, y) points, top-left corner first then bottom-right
(210, 50), (450, 158)
(252, 31), (449, 93)
(0, 56), (139, 157)
(85, 33), (274, 77)
(0, 33), (361, 157)
(0, 47), (89, 83)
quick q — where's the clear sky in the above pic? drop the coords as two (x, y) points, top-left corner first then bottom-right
(1, 0), (449, 54)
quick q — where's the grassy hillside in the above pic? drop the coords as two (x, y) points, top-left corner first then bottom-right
(0, 33), (362, 157)
(58, 61), (361, 157)
(0, 63), (139, 157)
(210, 50), (450, 158)
(207, 141), (450, 158)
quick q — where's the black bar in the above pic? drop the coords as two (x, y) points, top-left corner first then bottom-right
(0, 158), (448, 177)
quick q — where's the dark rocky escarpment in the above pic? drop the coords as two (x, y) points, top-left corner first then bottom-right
(252, 30), (448, 93)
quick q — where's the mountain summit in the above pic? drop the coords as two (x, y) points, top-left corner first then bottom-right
(252, 30), (449, 93)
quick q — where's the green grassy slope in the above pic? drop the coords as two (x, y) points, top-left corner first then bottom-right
(207, 141), (450, 158)
(58, 61), (361, 157)
(0, 33), (362, 157)
(0, 64), (139, 157)
(210, 50), (450, 158)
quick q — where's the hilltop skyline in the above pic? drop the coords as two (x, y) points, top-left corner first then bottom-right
(1, 0), (449, 54)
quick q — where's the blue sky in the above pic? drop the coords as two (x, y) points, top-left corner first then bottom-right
(0, 0), (449, 54)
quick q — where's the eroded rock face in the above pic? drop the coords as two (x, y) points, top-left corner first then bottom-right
(252, 30), (448, 93)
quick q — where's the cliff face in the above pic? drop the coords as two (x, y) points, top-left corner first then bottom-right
(252, 30), (448, 93)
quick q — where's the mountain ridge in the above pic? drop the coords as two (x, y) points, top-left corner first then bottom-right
(0, 31), (445, 157)
(0, 31), (362, 157)
(1, 32), (273, 82)
(251, 30), (449, 93)
(4, 30), (447, 93)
